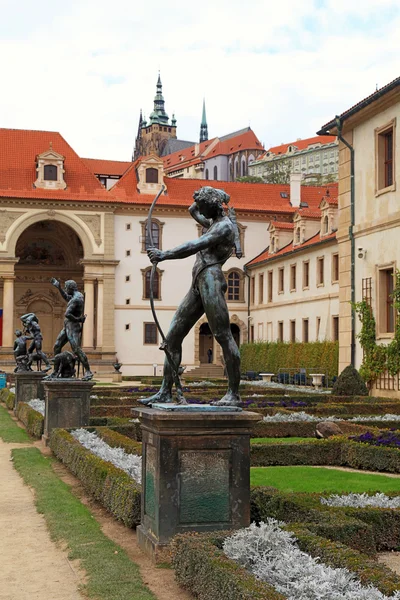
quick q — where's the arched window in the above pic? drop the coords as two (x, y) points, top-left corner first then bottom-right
(142, 267), (163, 300)
(205, 169), (209, 180)
(295, 228), (301, 243)
(235, 160), (240, 179)
(241, 160), (246, 176)
(145, 168), (159, 183)
(271, 238), (275, 253)
(44, 164), (57, 181)
(145, 221), (160, 249)
(226, 270), (244, 301)
(323, 215), (329, 234)
(213, 166), (218, 180)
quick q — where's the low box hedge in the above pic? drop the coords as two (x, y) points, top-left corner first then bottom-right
(251, 420), (371, 438)
(172, 531), (285, 600)
(49, 428), (141, 527)
(94, 427), (142, 455)
(16, 402), (44, 438)
(0, 388), (15, 410)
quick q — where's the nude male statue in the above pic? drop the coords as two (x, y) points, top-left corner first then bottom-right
(13, 329), (32, 372)
(49, 279), (93, 381)
(20, 313), (51, 372)
(141, 186), (241, 407)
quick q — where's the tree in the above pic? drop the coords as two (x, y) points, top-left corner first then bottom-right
(235, 175), (265, 183)
(261, 159), (291, 184)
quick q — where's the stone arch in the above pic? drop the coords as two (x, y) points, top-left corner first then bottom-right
(5, 211), (95, 260)
(230, 314), (247, 346)
(194, 313), (248, 365)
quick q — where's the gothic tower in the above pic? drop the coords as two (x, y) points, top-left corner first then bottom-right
(199, 99), (208, 143)
(133, 74), (177, 160)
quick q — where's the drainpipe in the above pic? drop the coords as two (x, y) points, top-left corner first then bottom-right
(335, 116), (356, 367)
(243, 266), (251, 343)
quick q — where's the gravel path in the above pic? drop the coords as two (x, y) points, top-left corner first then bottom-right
(0, 440), (85, 600)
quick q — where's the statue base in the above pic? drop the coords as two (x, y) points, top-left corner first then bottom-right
(14, 371), (46, 414)
(42, 379), (95, 445)
(132, 405), (262, 563)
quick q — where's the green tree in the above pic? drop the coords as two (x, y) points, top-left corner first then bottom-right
(261, 159), (291, 184)
(235, 175), (265, 183)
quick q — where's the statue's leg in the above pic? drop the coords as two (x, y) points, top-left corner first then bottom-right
(54, 329), (68, 355)
(199, 267), (241, 406)
(35, 339), (51, 370)
(67, 323), (93, 380)
(139, 288), (204, 405)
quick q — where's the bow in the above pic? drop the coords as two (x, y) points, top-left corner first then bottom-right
(146, 185), (186, 404)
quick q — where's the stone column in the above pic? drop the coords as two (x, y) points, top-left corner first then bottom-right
(82, 278), (94, 349)
(2, 276), (15, 348)
(96, 279), (104, 349)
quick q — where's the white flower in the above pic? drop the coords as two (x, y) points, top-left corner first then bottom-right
(348, 414), (400, 422)
(224, 520), (400, 600)
(27, 398), (45, 416)
(322, 493), (400, 509)
(263, 411), (339, 423)
(71, 428), (142, 483)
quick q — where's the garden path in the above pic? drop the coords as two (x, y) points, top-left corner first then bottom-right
(0, 440), (85, 600)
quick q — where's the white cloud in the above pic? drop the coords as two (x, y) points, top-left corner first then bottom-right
(0, 0), (398, 159)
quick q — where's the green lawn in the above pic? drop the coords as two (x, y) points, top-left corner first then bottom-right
(12, 448), (155, 600)
(0, 404), (31, 443)
(251, 437), (310, 444)
(250, 466), (400, 493)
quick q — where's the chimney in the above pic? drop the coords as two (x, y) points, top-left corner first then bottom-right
(290, 172), (302, 207)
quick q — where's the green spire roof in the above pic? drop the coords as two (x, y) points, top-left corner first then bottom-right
(149, 72), (170, 125)
(200, 98), (208, 142)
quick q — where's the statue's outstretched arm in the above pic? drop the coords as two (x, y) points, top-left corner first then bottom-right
(50, 278), (70, 302)
(189, 202), (211, 229)
(149, 223), (227, 263)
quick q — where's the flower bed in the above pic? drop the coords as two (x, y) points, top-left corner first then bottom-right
(224, 520), (400, 600)
(27, 398), (45, 415)
(50, 428), (141, 527)
(350, 430), (400, 448)
(16, 402), (44, 438)
(322, 493), (400, 509)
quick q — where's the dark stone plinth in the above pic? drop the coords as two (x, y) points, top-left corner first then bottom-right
(42, 380), (95, 445)
(132, 406), (262, 562)
(14, 371), (46, 414)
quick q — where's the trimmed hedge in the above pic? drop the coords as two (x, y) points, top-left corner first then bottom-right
(172, 531), (285, 600)
(0, 388), (15, 410)
(49, 428), (141, 527)
(171, 525), (400, 599)
(94, 427), (142, 455)
(240, 340), (338, 377)
(252, 420), (371, 438)
(333, 365), (368, 396)
(16, 402), (44, 438)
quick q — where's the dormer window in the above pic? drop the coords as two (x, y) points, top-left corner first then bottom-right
(137, 154), (165, 195)
(323, 215), (329, 234)
(270, 238), (275, 253)
(295, 227), (301, 243)
(146, 168), (159, 183)
(35, 144), (66, 190)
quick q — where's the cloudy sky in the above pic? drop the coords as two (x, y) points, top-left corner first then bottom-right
(1, 0), (398, 160)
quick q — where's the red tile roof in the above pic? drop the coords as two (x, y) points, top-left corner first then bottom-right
(256, 135), (335, 160)
(271, 221), (294, 230)
(246, 231), (337, 267)
(83, 158), (131, 177)
(296, 208), (322, 219)
(0, 128), (109, 201)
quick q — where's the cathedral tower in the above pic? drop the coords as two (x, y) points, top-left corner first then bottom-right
(199, 99), (208, 143)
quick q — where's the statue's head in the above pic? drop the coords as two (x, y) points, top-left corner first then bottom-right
(65, 280), (78, 294)
(193, 187), (230, 218)
(20, 312), (38, 325)
(15, 329), (22, 337)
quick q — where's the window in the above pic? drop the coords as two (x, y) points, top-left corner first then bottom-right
(278, 268), (284, 293)
(278, 321), (283, 342)
(332, 316), (339, 341)
(44, 164), (57, 181)
(125, 324), (131, 331)
(145, 168), (159, 183)
(378, 266), (395, 335)
(241, 161), (246, 177)
(143, 268), (161, 300)
(125, 298), (130, 305)
(332, 253), (339, 282)
(290, 264), (296, 291)
(125, 275), (130, 282)
(323, 215), (329, 234)
(317, 257), (324, 286)
(250, 325), (254, 342)
(302, 319), (309, 343)
(227, 270), (243, 301)
(268, 271), (273, 302)
(126, 223), (131, 231)
(303, 261), (310, 289)
(126, 249), (131, 257)
(250, 276), (255, 304)
(376, 121), (395, 192)
(213, 165), (218, 180)
(144, 322), (158, 344)
(316, 317), (321, 340)
(141, 219), (164, 251)
(295, 227), (300, 243)
(290, 320), (296, 342)
(259, 274), (264, 304)
(205, 169), (209, 180)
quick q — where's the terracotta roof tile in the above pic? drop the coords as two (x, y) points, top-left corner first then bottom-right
(83, 158), (131, 177)
(270, 221), (294, 230)
(246, 231), (336, 267)
(260, 135), (336, 158)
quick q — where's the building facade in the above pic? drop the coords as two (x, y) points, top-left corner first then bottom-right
(249, 135), (339, 184)
(318, 76), (400, 397)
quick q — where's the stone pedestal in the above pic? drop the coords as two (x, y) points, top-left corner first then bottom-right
(42, 380), (95, 445)
(132, 404), (262, 563)
(14, 371), (46, 414)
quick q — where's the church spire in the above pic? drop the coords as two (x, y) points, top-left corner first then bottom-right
(200, 98), (208, 142)
(149, 72), (169, 125)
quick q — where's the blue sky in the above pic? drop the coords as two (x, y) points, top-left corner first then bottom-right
(0, 0), (398, 160)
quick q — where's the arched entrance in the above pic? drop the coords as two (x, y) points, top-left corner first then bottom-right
(14, 221), (84, 353)
(231, 323), (240, 347)
(199, 322), (213, 364)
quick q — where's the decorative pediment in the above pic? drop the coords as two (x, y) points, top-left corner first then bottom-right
(35, 143), (67, 190)
(137, 154), (166, 195)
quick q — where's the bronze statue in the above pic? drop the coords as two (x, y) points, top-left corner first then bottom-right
(13, 329), (32, 372)
(49, 279), (93, 381)
(20, 313), (51, 372)
(141, 186), (241, 407)
(51, 351), (77, 379)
